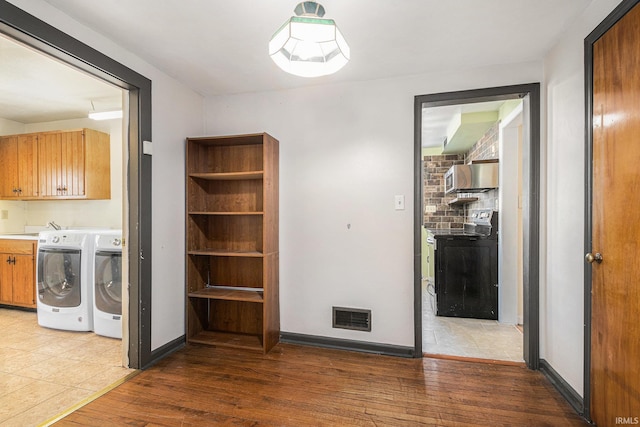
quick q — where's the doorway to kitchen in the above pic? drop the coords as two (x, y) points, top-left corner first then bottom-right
(413, 84), (540, 369)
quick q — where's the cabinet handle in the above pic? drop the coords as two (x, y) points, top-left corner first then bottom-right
(5, 256), (10, 264)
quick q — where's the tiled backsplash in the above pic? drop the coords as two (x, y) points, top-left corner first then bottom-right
(423, 122), (500, 228)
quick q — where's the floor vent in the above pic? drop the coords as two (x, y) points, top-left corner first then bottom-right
(332, 307), (371, 332)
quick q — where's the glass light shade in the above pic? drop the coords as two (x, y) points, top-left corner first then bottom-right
(269, 10), (350, 77)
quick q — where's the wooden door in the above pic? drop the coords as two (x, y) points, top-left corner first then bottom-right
(12, 253), (35, 307)
(0, 136), (18, 198)
(591, 2), (640, 424)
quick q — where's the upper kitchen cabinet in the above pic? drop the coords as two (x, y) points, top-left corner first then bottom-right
(0, 134), (38, 199)
(38, 129), (110, 199)
(0, 128), (111, 201)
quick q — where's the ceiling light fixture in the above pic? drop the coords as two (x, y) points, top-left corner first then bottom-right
(88, 110), (123, 120)
(269, 1), (350, 78)
(88, 100), (122, 120)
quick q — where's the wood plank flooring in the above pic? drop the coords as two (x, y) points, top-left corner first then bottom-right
(55, 343), (588, 426)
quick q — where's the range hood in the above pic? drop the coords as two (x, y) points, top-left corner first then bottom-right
(444, 161), (499, 194)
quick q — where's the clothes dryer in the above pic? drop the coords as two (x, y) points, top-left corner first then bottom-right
(36, 230), (94, 331)
(92, 230), (123, 339)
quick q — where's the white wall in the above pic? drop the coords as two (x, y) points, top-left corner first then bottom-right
(541, 0), (622, 396)
(7, 0), (205, 351)
(205, 62), (542, 347)
(498, 106), (523, 325)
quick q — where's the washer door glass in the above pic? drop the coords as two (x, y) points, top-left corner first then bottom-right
(95, 251), (122, 315)
(38, 249), (81, 307)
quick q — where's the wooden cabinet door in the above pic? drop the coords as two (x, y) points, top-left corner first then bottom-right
(39, 130), (85, 197)
(12, 254), (35, 306)
(0, 136), (19, 198)
(0, 254), (13, 304)
(17, 134), (38, 198)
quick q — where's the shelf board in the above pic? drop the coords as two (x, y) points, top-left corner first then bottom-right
(189, 330), (264, 352)
(188, 211), (264, 216)
(189, 171), (263, 180)
(448, 197), (479, 206)
(188, 287), (264, 303)
(188, 249), (264, 257)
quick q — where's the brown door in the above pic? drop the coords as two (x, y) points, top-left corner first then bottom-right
(590, 2), (640, 425)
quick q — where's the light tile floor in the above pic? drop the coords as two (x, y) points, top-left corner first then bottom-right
(422, 283), (524, 362)
(0, 308), (135, 426)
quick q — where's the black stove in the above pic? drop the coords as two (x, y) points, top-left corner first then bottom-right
(431, 209), (498, 320)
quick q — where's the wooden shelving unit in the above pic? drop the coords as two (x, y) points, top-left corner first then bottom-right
(185, 133), (279, 353)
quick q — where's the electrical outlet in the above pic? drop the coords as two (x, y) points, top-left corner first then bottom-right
(425, 205), (437, 213)
(0, 210), (8, 220)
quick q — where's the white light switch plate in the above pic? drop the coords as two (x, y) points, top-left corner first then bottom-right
(425, 205), (436, 213)
(395, 195), (405, 210)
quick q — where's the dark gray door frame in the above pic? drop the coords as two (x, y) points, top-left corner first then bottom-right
(583, 0), (639, 421)
(413, 83), (541, 369)
(0, 1), (153, 369)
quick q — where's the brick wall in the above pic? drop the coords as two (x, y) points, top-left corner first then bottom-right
(423, 121), (501, 228)
(422, 154), (465, 229)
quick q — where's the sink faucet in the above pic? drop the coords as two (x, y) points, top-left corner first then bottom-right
(47, 221), (61, 230)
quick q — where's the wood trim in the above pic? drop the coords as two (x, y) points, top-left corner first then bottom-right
(424, 352), (526, 367)
(280, 332), (415, 358)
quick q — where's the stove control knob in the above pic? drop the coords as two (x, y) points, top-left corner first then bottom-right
(585, 252), (603, 264)
(112, 238), (121, 247)
(51, 236), (60, 244)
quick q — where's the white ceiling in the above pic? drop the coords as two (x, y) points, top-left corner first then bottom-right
(41, 0), (592, 96)
(0, 0), (592, 124)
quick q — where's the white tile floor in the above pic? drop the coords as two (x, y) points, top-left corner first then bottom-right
(0, 308), (135, 426)
(422, 283), (524, 362)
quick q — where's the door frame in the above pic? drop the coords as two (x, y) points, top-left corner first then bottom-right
(583, 0), (640, 420)
(413, 83), (541, 369)
(0, 1), (153, 369)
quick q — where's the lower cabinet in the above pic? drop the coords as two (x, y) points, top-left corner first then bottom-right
(435, 238), (498, 320)
(0, 240), (36, 309)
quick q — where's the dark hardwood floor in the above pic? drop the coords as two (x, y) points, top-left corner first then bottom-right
(56, 343), (588, 426)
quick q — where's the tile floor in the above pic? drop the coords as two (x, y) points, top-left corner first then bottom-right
(0, 308), (135, 426)
(422, 283), (524, 362)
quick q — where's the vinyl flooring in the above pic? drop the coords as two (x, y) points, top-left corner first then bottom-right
(0, 308), (134, 426)
(423, 282), (524, 362)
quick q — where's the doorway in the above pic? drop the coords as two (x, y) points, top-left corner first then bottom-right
(413, 84), (541, 369)
(419, 101), (524, 362)
(0, 0), (152, 368)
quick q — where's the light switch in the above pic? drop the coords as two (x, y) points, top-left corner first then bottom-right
(395, 195), (405, 210)
(425, 205), (437, 213)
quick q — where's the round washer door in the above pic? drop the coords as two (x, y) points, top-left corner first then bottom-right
(94, 251), (122, 315)
(37, 249), (81, 307)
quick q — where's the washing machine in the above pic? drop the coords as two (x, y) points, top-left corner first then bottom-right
(93, 230), (123, 339)
(37, 230), (94, 331)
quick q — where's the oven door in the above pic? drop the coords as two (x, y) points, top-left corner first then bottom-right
(94, 250), (122, 315)
(37, 248), (82, 307)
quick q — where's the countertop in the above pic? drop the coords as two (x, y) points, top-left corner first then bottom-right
(0, 234), (40, 240)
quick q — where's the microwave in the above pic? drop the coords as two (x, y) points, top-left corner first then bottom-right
(444, 163), (499, 194)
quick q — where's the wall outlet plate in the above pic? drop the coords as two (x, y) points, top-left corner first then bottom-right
(0, 210), (8, 220)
